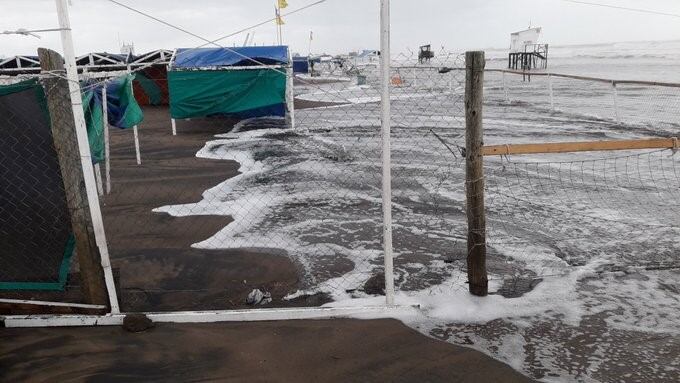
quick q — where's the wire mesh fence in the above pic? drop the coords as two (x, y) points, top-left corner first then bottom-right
(481, 68), (680, 292)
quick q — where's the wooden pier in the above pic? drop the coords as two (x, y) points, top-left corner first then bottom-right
(508, 44), (548, 71)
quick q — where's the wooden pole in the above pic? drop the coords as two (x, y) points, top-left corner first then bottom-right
(465, 51), (488, 297)
(482, 137), (679, 156)
(38, 48), (109, 306)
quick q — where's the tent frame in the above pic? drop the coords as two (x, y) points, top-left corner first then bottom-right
(167, 47), (295, 136)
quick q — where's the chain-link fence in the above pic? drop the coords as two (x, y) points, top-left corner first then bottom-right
(481, 69), (680, 288)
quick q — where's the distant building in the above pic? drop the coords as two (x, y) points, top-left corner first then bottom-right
(508, 27), (548, 71)
(510, 27), (542, 53)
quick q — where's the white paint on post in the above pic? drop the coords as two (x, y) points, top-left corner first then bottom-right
(548, 74), (555, 111)
(171, 118), (177, 135)
(612, 81), (620, 123)
(285, 52), (295, 129)
(127, 67), (142, 165)
(133, 126), (141, 164)
(55, 0), (120, 314)
(94, 164), (103, 196)
(380, 0), (395, 306)
(102, 86), (111, 194)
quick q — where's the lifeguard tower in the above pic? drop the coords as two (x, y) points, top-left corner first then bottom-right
(508, 27), (548, 70)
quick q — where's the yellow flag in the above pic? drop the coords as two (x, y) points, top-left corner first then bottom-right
(276, 15), (285, 25)
(278, 0), (288, 9)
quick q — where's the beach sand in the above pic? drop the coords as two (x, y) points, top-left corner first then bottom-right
(0, 104), (533, 382)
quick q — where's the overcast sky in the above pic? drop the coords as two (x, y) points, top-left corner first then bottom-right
(1, 0), (678, 57)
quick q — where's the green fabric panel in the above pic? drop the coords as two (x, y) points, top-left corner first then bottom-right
(134, 72), (163, 105)
(0, 234), (75, 291)
(81, 90), (105, 164)
(168, 69), (286, 119)
(0, 78), (40, 97)
(113, 74), (144, 128)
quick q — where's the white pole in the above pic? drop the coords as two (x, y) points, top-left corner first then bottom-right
(102, 86), (111, 194)
(412, 67), (417, 89)
(133, 126), (141, 164)
(548, 74), (554, 111)
(502, 71), (509, 102)
(171, 118), (177, 135)
(380, 0), (395, 306)
(128, 65), (141, 165)
(285, 52), (295, 129)
(55, 0), (120, 313)
(94, 164), (103, 196)
(612, 81), (620, 123)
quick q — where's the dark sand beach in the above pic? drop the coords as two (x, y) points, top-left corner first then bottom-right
(1, 105), (532, 382)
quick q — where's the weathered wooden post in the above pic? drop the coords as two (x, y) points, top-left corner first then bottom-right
(465, 51), (488, 297)
(38, 48), (110, 306)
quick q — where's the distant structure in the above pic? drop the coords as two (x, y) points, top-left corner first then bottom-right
(508, 26), (548, 70)
(418, 44), (434, 64)
(120, 42), (135, 56)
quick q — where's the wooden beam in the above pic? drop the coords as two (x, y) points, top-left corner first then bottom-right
(465, 51), (488, 297)
(482, 138), (679, 156)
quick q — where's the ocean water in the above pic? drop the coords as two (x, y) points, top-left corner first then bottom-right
(486, 39), (680, 82)
(155, 42), (680, 382)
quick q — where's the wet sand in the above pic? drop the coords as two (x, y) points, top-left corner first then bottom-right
(101, 107), (303, 311)
(0, 319), (533, 382)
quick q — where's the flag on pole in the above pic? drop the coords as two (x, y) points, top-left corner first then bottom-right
(275, 6), (285, 25)
(278, 0), (288, 9)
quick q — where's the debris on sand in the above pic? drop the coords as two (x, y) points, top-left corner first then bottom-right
(123, 313), (155, 333)
(246, 289), (272, 305)
(363, 272), (386, 296)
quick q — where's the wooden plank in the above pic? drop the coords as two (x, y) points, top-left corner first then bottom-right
(482, 138), (678, 156)
(465, 51), (488, 297)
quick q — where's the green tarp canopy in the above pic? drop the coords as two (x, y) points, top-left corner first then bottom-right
(168, 69), (286, 119)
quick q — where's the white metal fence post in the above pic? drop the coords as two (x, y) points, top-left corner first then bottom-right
(380, 0), (395, 305)
(502, 71), (509, 102)
(548, 74), (554, 111)
(286, 52), (295, 129)
(55, 0), (120, 313)
(612, 81), (620, 123)
(102, 86), (111, 194)
(127, 66), (142, 165)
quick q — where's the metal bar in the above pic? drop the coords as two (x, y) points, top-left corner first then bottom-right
(55, 0), (120, 314)
(482, 137), (679, 156)
(380, 0), (395, 305)
(0, 298), (106, 310)
(102, 86), (111, 194)
(487, 69), (680, 88)
(2, 305), (421, 328)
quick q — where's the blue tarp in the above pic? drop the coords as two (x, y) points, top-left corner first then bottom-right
(293, 57), (309, 73)
(173, 46), (289, 68)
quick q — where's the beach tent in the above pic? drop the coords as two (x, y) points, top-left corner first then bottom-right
(82, 74), (144, 164)
(167, 46), (293, 126)
(0, 79), (75, 290)
(130, 49), (172, 106)
(293, 56), (309, 74)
